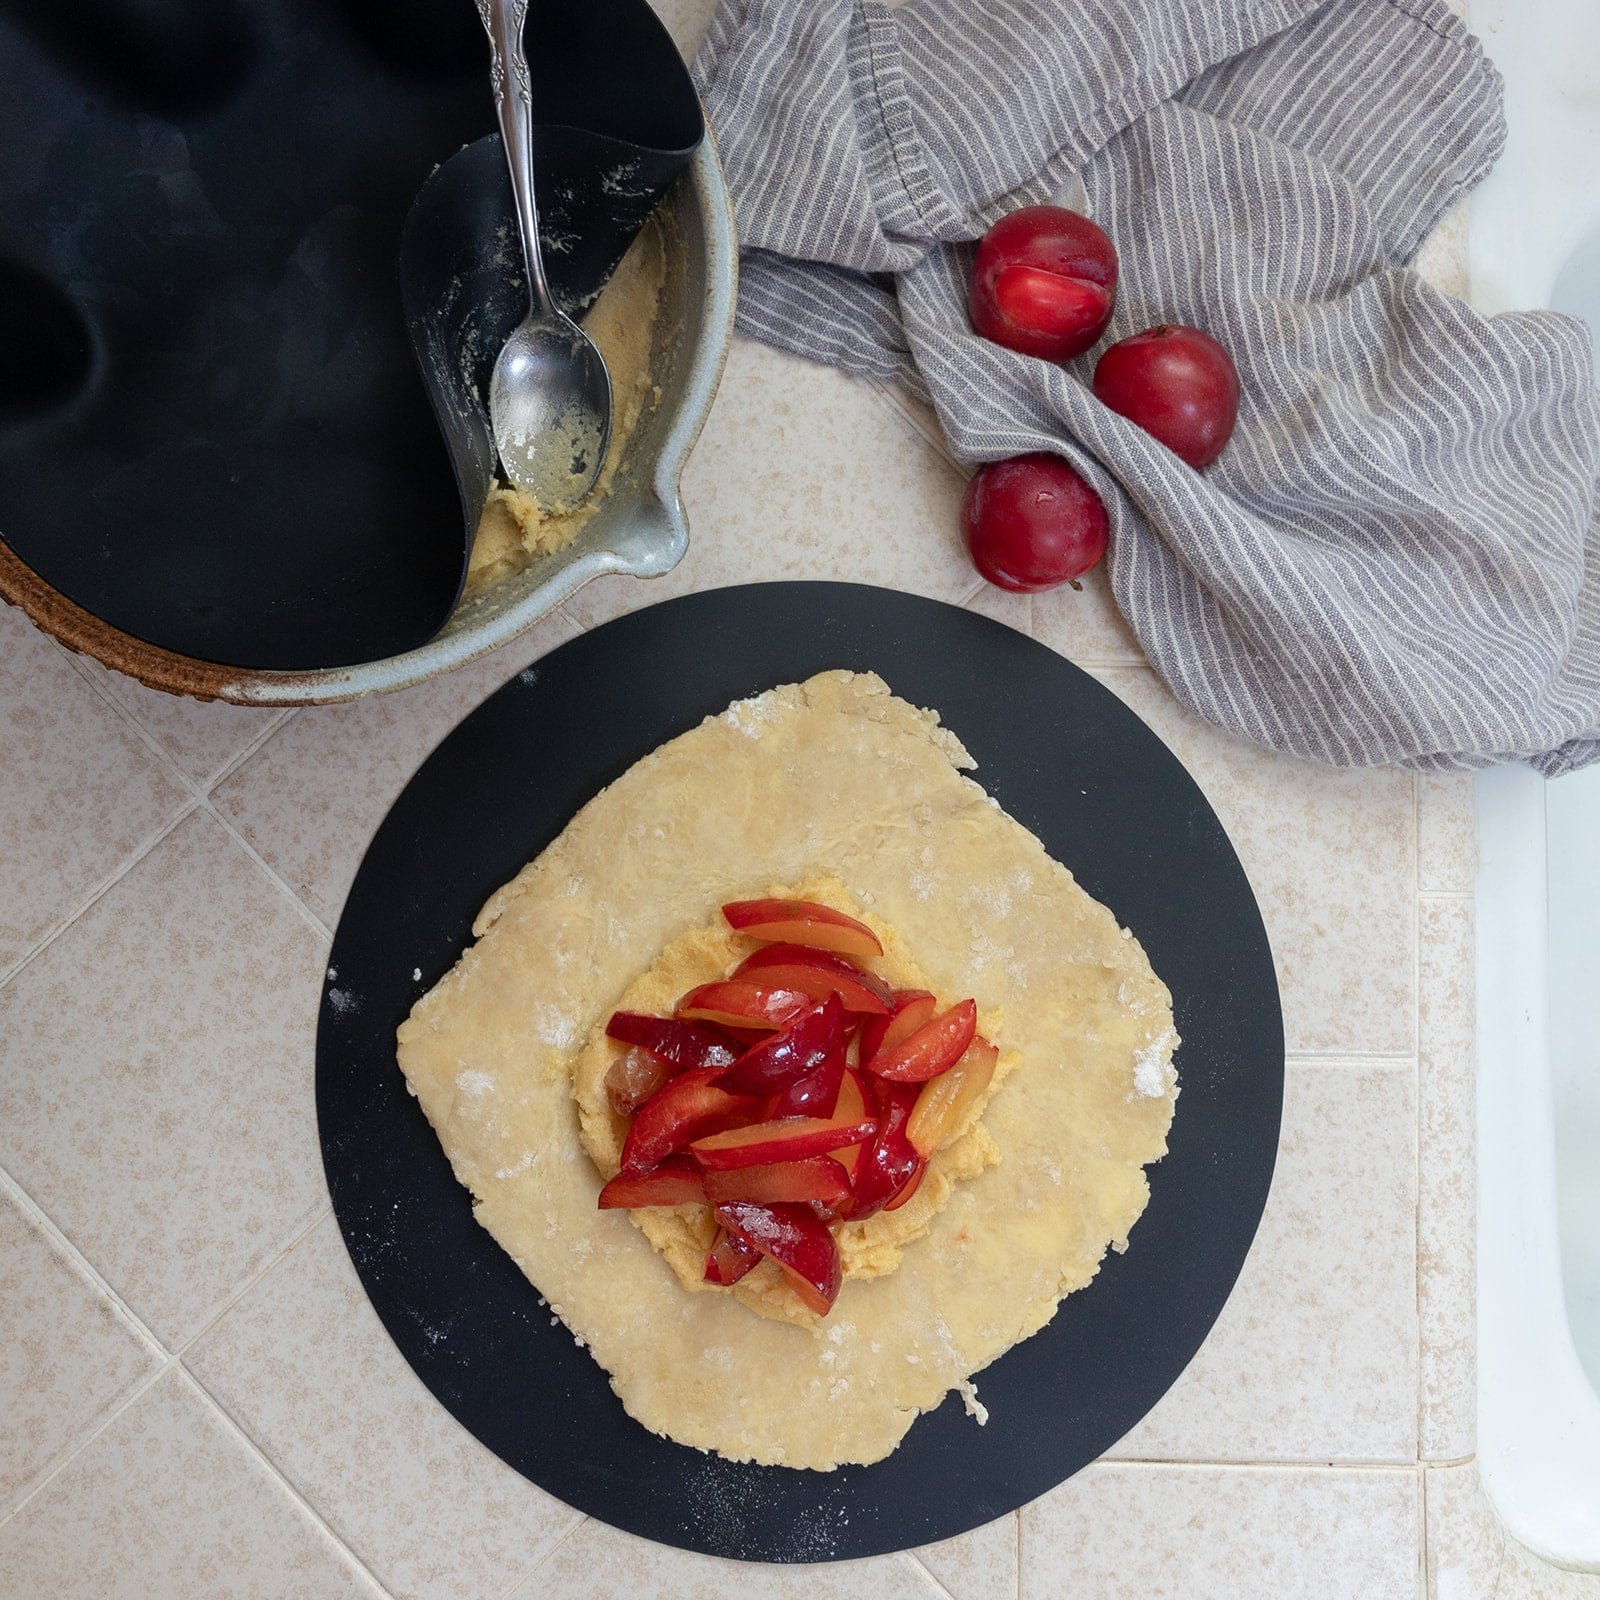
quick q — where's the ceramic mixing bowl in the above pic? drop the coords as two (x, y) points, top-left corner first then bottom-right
(0, 137), (736, 705)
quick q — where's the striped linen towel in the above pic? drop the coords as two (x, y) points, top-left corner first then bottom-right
(694, 0), (1600, 772)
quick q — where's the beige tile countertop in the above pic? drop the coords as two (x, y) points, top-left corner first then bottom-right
(2, 5), (1597, 1598)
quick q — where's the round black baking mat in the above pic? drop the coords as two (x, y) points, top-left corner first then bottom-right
(317, 581), (1284, 1562)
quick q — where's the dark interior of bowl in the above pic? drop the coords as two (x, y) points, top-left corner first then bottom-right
(0, 0), (701, 673)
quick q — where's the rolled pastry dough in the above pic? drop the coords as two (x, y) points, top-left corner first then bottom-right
(396, 671), (1178, 1469)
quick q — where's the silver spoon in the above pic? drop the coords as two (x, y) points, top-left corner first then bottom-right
(475, 0), (613, 514)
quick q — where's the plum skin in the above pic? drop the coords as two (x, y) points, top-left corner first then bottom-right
(968, 205), (1118, 362)
(961, 453), (1110, 593)
(1092, 324), (1240, 469)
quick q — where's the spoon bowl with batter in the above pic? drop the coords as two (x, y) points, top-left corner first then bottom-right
(478, 0), (613, 515)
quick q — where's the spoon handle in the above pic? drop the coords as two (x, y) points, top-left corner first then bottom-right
(475, 0), (556, 314)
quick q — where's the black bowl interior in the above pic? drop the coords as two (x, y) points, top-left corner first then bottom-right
(0, 0), (700, 672)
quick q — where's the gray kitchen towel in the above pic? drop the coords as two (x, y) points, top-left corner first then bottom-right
(694, 0), (1600, 773)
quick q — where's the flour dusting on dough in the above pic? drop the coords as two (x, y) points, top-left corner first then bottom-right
(723, 695), (780, 738)
(1133, 1026), (1179, 1098)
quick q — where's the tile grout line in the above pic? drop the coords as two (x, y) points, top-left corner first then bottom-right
(60, 638), (233, 797)
(0, 1163), (168, 1358)
(58, 627), (295, 794)
(1420, 774), (1433, 1465)
(905, 1551), (961, 1599)
(1414, 776), (1428, 1466)
(0, 1170), (351, 1532)
(1283, 1052), (1418, 1067)
(35, 1192), (408, 1593)
(1076, 654), (1163, 673)
(0, 799), (200, 993)
(0, 1137), (178, 1521)
(6, 672), (332, 987)
(58, 646), (338, 944)
(177, 1367), (398, 1599)
(176, 1201), (335, 1357)
(197, 797), (334, 943)
(0, 1161), (175, 1532)
(202, 614), (594, 932)
(0, 1164), (345, 1391)
(1418, 1464), (1429, 1600)
(490, 1513), (590, 1599)
(863, 375), (967, 473)
(0, 1355), (177, 1532)
(554, 602), (591, 636)
(202, 705), (298, 790)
